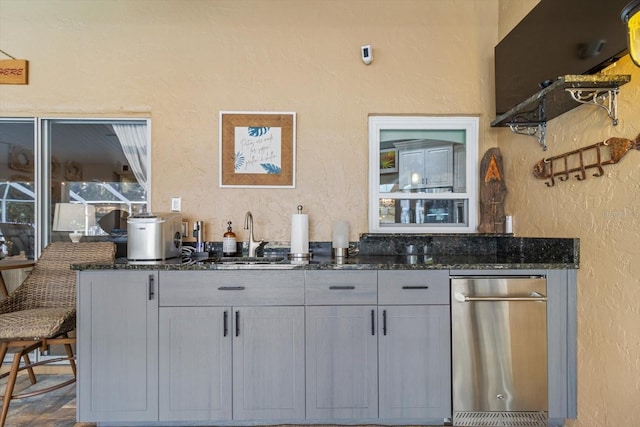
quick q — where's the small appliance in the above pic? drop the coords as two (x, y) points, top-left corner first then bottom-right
(127, 212), (182, 261)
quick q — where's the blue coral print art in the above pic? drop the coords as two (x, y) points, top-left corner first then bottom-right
(234, 126), (282, 174)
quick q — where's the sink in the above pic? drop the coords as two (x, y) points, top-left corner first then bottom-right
(217, 256), (286, 264)
(214, 263), (296, 270)
(195, 256), (296, 269)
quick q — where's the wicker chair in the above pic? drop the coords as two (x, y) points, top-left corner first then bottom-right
(0, 241), (116, 427)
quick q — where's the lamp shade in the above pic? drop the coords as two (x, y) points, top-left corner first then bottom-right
(622, 0), (640, 67)
(53, 203), (96, 232)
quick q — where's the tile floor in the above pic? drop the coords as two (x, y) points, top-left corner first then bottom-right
(1, 373), (97, 427)
(2, 373), (440, 427)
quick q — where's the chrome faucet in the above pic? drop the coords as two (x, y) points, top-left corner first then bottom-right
(244, 211), (265, 257)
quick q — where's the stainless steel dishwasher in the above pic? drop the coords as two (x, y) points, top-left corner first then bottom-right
(451, 276), (548, 427)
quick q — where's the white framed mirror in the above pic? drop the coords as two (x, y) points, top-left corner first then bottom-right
(368, 115), (478, 233)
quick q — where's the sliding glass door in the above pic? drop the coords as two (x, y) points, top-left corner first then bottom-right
(0, 117), (150, 258)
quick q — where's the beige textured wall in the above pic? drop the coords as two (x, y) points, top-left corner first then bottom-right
(0, 0), (498, 242)
(499, 2), (640, 427)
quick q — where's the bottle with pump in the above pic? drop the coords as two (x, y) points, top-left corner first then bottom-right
(222, 221), (237, 256)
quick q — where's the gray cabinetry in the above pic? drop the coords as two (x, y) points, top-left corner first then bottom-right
(378, 270), (452, 422)
(305, 269), (451, 424)
(305, 270), (378, 420)
(77, 270), (158, 423)
(233, 305), (305, 420)
(158, 270), (305, 422)
(76, 266), (575, 427)
(159, 306), (231, 421)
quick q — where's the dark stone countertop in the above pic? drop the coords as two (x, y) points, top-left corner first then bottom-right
(72, 234), (579, 271)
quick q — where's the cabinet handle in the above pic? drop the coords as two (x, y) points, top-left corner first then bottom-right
(383, 309), (387, 336)
(218, 286), (245, 291)
(223, 311), (228, 337)
(371, 309), (375, 336)
(235, 311), (240, 337)
(148, 275), (155, 300)
(402, 285), (429, 290)
(329, 285), (355, 290)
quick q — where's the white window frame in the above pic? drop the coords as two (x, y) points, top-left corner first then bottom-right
(368, 115), (478, 233)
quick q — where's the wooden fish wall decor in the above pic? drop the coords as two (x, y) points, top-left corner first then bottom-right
(532, 133), (640, 187)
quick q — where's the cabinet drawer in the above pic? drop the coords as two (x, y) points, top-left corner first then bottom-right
(305, 270), (377, 305)
(378, 270), (449, 305)
(159, 270), (304, 306)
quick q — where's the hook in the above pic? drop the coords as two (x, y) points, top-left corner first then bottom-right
(592, 144), (605, 177)
(558, 155), (570, 181)
(545, 159), (555, 187)
(574, 149), (586, 181)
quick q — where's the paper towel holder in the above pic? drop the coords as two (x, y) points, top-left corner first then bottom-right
(289, 205), (311, 261)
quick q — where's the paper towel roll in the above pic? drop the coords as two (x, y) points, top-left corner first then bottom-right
(290, 214), (309, 255)
(505, 215), (513, 234)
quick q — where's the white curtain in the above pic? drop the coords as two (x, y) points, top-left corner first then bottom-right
(111, 123), (148, 193)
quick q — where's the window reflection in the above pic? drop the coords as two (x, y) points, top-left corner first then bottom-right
(0, 118), (149, 257)
(48, 120), (149, 243)
(379, 138), (466, 194)
(379, 199), (468, 226)
(0, 120), (36, 257)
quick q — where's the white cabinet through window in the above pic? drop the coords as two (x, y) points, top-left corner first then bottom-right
(396, 141), (454, 190)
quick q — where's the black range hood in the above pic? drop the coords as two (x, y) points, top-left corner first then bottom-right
(495, 0), (630, 116)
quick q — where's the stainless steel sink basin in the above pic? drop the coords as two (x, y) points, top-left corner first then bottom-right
(214, 263), (296, 269)
(217, 256), (286, 264)
(197, 256), (296, 269)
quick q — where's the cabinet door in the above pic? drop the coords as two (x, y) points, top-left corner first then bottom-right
(399, 149), (426, 190)
(232, 306), (305, 420)
(306, 306), (378, 420)
(378, 305), (451, 421)
(424, 145), (453, 187)
(399, 146), (453, 190)
(453, 144), (466, 192)
(159, 307), (232, 421)
(77, 271), (158, 422)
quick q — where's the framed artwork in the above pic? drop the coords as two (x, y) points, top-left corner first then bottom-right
(219, 111), (296, 188)
(379, 148), (398, 174)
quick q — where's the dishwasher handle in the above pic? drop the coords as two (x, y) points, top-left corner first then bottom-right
(454, 291), (547, 302)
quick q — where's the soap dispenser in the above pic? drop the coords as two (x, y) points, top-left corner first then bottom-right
(223, 221), (237, 256)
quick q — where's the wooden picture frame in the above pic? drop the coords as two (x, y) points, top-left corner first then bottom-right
(219, 111), (296, 188)
(379, 148), (398, 174)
